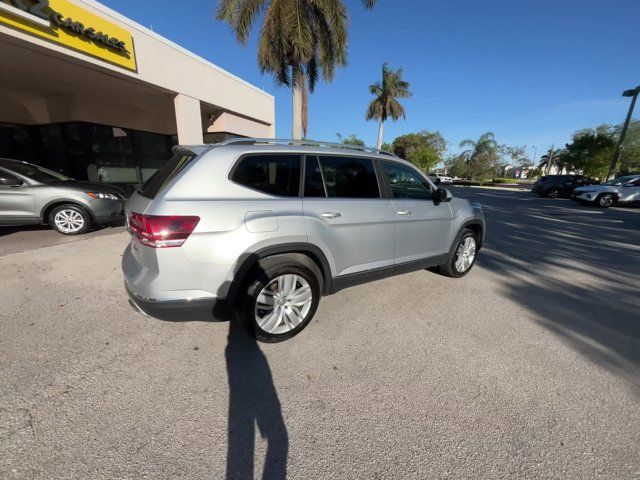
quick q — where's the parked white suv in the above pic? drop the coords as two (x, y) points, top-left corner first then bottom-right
(122, 139), (485, 342)
(429, 172), (454, 184)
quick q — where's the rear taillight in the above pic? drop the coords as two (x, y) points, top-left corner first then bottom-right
(128, 212), (200, 248)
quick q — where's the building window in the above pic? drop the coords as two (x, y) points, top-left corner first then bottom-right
(0, 121), (175, 193)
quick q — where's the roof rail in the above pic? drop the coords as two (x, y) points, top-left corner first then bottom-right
(212, 137), (398, 157)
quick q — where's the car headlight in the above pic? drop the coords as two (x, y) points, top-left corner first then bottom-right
(578, 190), (596, 195)
(87, 192), (119, 200)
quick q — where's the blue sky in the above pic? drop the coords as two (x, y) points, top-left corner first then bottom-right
(102, 0), (639, 161)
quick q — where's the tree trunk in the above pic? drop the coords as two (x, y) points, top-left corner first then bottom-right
(292, 83), (303, 140)
(376, 120), (384, 149)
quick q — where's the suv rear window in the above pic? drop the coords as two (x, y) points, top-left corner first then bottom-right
(318, 156), (379, 198)
(231, 154), (301, 197)
(139, 151), (196, 199)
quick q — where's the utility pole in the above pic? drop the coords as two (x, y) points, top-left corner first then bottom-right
(606, 85), (640, 180)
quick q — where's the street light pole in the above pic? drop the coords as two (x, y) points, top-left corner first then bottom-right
(532, 146), (537, 167)
(606, 85), (640, 180)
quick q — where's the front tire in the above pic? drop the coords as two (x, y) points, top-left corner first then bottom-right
(434, 229), (479, 278)
(240, 255), (322, 343)
(49, 204), (92, 235)
(597, 193), (615, 208)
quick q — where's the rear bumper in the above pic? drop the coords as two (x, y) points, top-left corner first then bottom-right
(125, 283), (225, 322)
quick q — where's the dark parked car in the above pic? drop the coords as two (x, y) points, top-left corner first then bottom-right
(0, 158), (125, 235)
(531, 175), (596, 198)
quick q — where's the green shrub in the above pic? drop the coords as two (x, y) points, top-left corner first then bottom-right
(490, 178), (520, 184)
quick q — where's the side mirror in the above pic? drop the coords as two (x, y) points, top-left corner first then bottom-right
(435, 187), (453, 203)
(0, 177), (23, 187)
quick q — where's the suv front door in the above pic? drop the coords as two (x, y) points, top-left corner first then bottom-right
(0, 168), (36, 222)
(619, 177), (640, 203)
(302, 155), (397, 276)
(381, 161), (453, 263)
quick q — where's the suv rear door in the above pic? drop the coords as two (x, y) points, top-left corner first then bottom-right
(302, 155), (397, 276)
(380, 161), (453, 263)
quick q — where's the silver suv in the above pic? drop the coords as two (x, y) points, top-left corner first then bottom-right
(573, 174), (640, 208)
(0, 158), (125, 234)
(122, 139), (486, 342)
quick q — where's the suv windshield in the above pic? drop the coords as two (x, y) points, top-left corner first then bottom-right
(602, 175), (637, 186)
(0, 160), (73, 183)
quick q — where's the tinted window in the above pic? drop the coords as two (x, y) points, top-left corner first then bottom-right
(304, 156), (325, 197)
(319, 156), (379, 198)
(139, 151), (196, 199)
(0, 169), (19, 182)
(232, 154), (301, 197)
(382, 162), (432, 200)
(0, 160), (71, 183)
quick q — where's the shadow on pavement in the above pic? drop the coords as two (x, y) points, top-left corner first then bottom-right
(453, 187), (640, 387)
(0, 224), (49, 237)
(141, 267), (289, 478)
(225, 317), (288, 479)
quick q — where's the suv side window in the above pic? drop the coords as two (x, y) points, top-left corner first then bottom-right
(318, 156), (379, 198)
(232, 154), (301, 197)
(382, 161), (432, 200)
(304, 156), (326, 197)
(0, 169), (20, 183)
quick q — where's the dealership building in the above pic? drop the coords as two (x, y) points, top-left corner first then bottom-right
(0, 0), (275, 190)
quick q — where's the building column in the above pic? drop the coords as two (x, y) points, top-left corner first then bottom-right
(173, 94), (203, 145)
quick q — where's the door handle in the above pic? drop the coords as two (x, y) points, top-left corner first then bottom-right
(320, 212), (341, 219)
(397, 210), (412, 216)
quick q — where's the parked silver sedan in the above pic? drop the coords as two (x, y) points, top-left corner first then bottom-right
(573, 174), (640, 208)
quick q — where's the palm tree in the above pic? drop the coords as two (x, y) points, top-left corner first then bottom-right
(459, 132), (498, 181)
(366, 63), (412, 149)
(217, 0), (377, 139)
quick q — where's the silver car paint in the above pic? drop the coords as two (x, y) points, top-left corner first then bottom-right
(122, 144), (485, 304)
(0, 163), (124, 224)
(574, 175), (640, 204)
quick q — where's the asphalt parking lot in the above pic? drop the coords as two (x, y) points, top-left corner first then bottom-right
(1, 188), (639, 479)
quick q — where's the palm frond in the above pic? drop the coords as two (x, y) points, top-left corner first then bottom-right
(217, 0), (379, 136)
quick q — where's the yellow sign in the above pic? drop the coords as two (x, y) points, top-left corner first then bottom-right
(0, 0), (137, 71)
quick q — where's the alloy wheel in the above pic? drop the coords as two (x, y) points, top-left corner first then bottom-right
(54, 209), (85, 234)
(454, 236), (477, 273)
(255, 274), (313, 334)
(599, 195), (613, 207)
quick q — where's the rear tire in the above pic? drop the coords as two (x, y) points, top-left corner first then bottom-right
(434, 228), (479, 278)
(240, 255), (322, 343)
(597, 193), (615, 208)
(49, 204), (92, 235)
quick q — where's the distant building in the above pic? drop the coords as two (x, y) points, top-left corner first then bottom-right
(0, 0), (275, 191)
